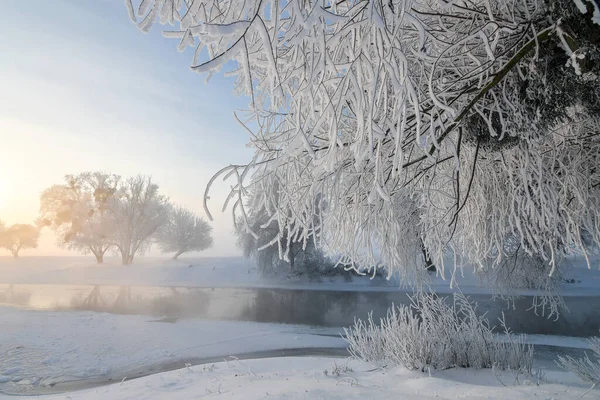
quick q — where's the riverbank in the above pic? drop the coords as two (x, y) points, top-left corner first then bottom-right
(0, 307), (345, 395)
(0, 306), (596, 397)
(0, 255), (599, 296)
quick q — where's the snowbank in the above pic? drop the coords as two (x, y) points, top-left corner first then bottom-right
(0, 306), (597, 398)
(0, 306), (596, 394)
(2, 356), (593, 399)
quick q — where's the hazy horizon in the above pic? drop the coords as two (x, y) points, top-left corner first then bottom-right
(0, 1), (254, 258)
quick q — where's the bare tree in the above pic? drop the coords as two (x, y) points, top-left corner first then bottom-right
(127, 0), (600, 291)
(110, 175), (170, 265)
(0, 224), (39, 257)
(156, 206), (213, 259)
(38, 172), (120, 263)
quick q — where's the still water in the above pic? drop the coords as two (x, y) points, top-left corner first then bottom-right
(1, 283), (599, 336)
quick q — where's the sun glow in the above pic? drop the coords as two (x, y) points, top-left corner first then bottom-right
(0, 177), (12, 217)
(0, 118), (57, 226)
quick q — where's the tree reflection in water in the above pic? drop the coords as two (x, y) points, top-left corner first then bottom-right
(0, 284), (31, 305)
(1, 283), (597, 336)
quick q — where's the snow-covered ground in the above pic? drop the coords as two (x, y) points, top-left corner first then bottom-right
(52, 357), (600, 399)
(1, 255), (599, 296)
(0, 256), (598, 399)
(1, 356), (595, 399)
(0, 306), (597, 399)
(0, 306), (345, 395)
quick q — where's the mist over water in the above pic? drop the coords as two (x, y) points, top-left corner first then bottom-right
(2, 282), (599, 337)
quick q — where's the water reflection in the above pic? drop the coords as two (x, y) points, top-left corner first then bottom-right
(1, 284), (599, 336)
(0, 284), (31, 305)
(242, 289), (362, 325)
(65, 285), (212, 317)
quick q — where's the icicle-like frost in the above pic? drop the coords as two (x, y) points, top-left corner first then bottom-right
(128, 0), (600, 296)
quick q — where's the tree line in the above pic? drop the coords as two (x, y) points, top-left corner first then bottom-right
(1, 172), (213, 263)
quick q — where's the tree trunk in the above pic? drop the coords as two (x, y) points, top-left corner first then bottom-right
(172, 250), (184, 260)
(420, 239), (436, 273)
(122, 253), (133, 265)
(93, 251), (104, 264)
(11, 249), (18, 258)
(289, 245), (298, 272)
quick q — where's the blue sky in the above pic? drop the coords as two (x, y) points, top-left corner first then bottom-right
(0, 1), (254, 257)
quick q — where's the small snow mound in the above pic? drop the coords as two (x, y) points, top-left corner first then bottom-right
(3, 367), (20, 375)
(42, 356), (60, 365)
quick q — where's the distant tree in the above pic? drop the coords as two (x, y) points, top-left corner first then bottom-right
(0, 220), (5, 253)
(110, 175), (170, 265)
(38, 172), (120, 263)
(0, 224), (39, 257)
(156, 206), (213, 259)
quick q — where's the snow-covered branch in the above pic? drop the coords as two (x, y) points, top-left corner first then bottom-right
(129, 0), (600, 291)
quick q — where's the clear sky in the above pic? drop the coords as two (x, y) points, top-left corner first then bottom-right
(0, 1), (254, 257)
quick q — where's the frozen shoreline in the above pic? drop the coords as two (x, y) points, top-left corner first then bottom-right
(0, 348), (349, 396)
(0, 255), (599, 296)
(0, 307), (346, 395)
(0, 306), (596, 397)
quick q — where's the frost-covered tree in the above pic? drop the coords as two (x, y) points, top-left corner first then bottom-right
(235, 185), (336, 276)
(0, 220), (5, 254)
(128, 0), (600, 293)
(0, 224), (39, 257)
(235, 207), (335, 276)
(111, 175), (170, 265)
(156, 206), (213, 259)
(235, 202), (291, 274)
(38, 172), (120, 263)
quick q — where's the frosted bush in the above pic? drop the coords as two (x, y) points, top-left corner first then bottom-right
(557, 332), (600, 394)
(344, 293), (533, 373)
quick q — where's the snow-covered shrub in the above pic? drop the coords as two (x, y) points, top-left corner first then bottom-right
(344, 293), (533, 373)
(323, 360), (353, 377)
(557, 332), (600, 392)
